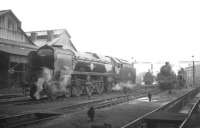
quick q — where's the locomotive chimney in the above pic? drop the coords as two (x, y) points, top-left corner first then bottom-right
(47, 30), (54, 41)
(30, 32), (37, 42)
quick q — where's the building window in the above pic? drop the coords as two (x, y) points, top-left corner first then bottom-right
(8, 19), (15, 30)
(0, 16), (4, 28)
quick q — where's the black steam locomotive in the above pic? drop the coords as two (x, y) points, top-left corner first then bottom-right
(27, 45), (136, 100)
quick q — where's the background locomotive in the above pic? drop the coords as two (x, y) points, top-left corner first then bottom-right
(27, 45), (136, 100)
(177, 68), (186, 87)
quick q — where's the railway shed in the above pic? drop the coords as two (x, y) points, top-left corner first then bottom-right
(0, 10), (37, 88)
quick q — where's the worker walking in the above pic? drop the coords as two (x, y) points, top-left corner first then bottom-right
(87, 106), (95, 122)
(148, 92), (152, 102)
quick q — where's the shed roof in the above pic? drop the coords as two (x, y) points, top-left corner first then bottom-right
(0, 9), (21, 24)
(0, 10), (9, 15)
(0, 38), (37, 49)
(0, 43), (35, 56)
(26, 29), (77, 52)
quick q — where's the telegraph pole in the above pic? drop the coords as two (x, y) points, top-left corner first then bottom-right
(131, 57), (135, 68)
(192, 55), (195, 87)
(151, 63), (153, 74)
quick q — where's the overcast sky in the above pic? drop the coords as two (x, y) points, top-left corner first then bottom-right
(1, 0), (200, 72)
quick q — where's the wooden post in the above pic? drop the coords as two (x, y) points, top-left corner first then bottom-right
(8, 58), (12, 88)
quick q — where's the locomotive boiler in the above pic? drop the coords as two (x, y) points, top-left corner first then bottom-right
(27, 45), (136, 100)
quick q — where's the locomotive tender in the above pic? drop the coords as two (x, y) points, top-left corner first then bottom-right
(27, 45), (136, 100)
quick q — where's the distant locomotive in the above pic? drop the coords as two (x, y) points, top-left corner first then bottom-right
(27, 45), (136, 100)
(177, 68), (186, 87)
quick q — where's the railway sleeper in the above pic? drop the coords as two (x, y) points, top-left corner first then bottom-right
(0, 112), (61, 128)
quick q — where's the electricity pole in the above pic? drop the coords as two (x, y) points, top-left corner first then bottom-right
(151, 64), (153, 74)
(131, 57), (135, 68)
(192, 55), (195, 87)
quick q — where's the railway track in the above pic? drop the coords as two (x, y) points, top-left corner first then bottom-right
(0, 86), (157, 105)
(0, 94), (23, 99)
(0, 86), (160, 128)
(21, 86), (160, 114)
(121, 87), (200, 128)
(179, 92), (200, 128)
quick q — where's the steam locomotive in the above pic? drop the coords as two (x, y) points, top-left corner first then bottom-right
(27, 45), (136, 100)
(177, 68), (186, 87)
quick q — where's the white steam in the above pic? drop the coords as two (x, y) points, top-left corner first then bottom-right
(112, 81), (136, 91)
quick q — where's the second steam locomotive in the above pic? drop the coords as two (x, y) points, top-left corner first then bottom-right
(27, 45), (136, 100)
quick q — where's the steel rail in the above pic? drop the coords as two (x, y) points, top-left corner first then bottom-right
(179, 93), (200, 128)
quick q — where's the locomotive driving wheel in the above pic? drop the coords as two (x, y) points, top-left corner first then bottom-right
(106, 83), (113, 92)
(72, 86), (82, 96)
(86, 84), (93, 96)
(96, 82), (104, 94)
(30, 84), (37, 100)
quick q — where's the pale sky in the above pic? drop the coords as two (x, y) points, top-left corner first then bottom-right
(1, 0), (200, 72)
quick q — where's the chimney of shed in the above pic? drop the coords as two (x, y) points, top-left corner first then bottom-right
(47, 30), (54, 41)
(30, 32), (37, 42)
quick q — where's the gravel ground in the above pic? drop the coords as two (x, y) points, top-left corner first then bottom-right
(27, 88), (191, 128)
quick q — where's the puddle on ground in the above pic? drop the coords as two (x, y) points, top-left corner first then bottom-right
(128, 97), (159, 104)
